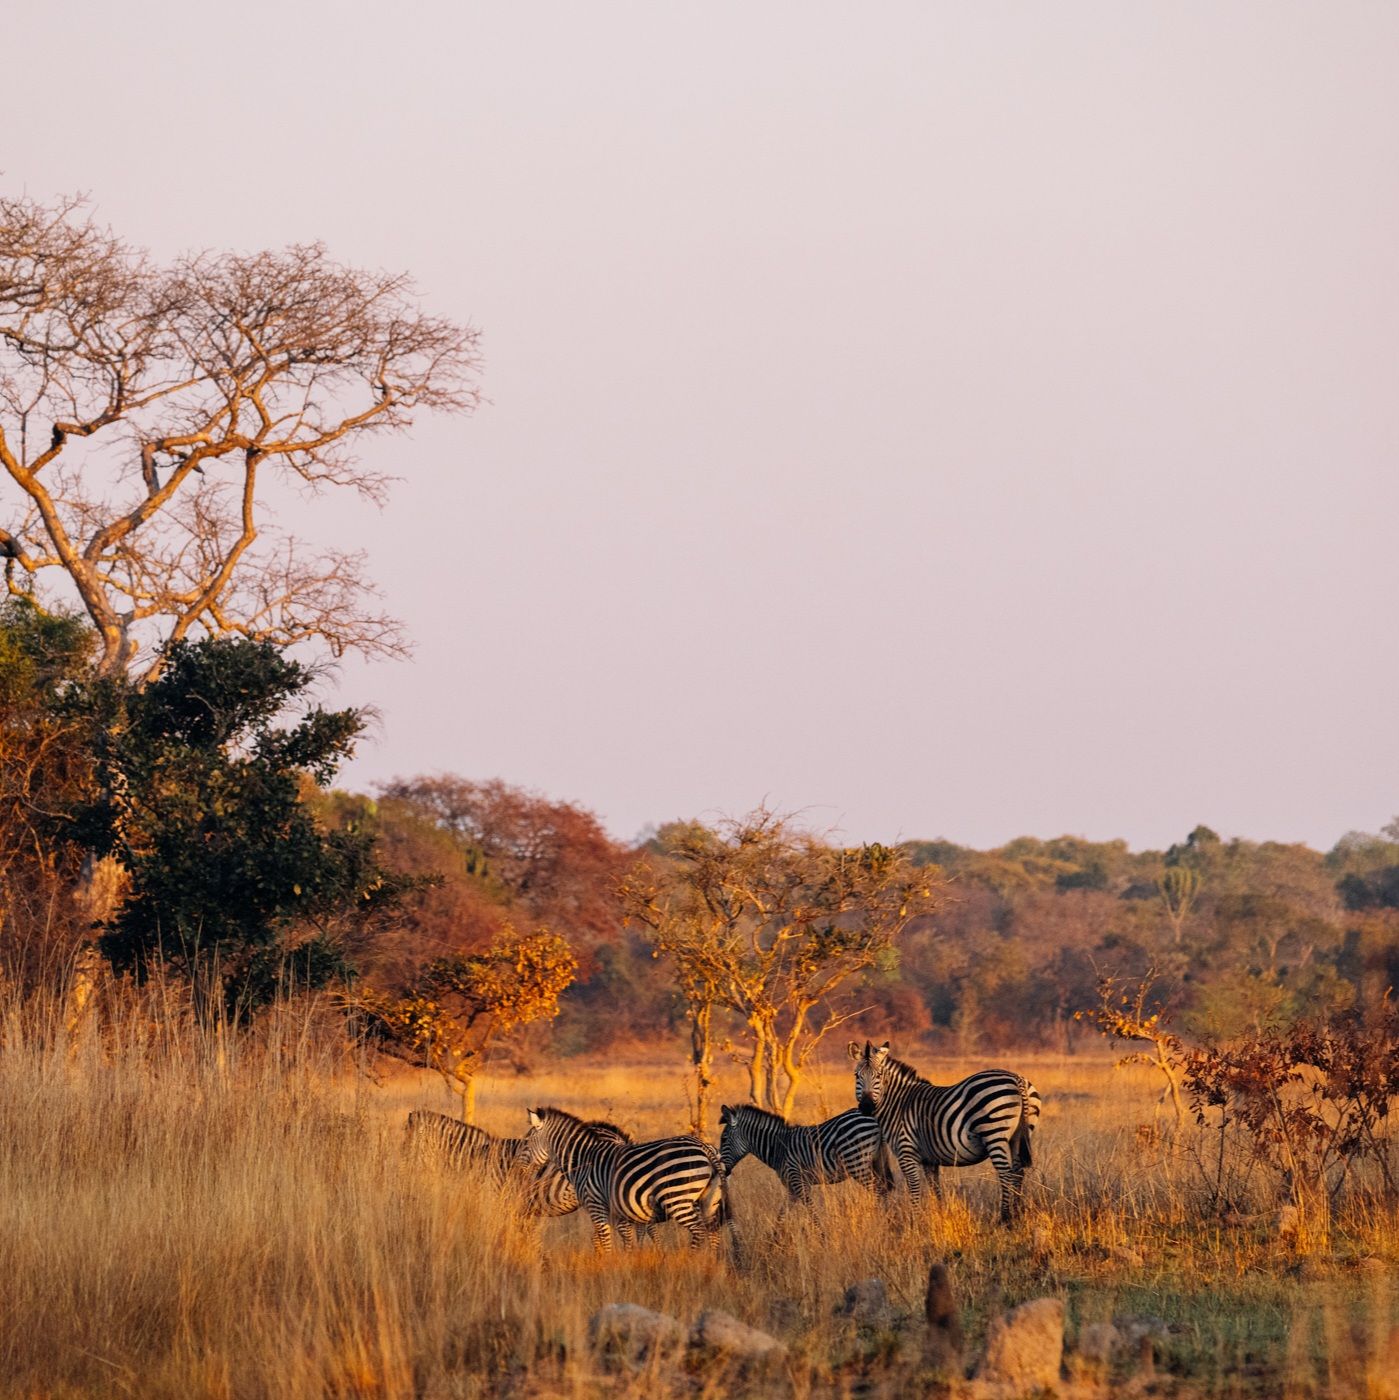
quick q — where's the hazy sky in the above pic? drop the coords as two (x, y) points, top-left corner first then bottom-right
(7, 3), (1398, 850)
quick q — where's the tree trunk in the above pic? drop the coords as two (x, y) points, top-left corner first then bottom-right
(746, 1016), (769, 1108)
(690, 1001), (714, 1136)
(764, 1037), (783, 1112)
(460, 1074), (478, 1125)
(776, 1011), (810, 1118)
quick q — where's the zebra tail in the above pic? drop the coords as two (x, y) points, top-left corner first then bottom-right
(695, 1138), (731, 1226)
(874, 1139), (899, 1192)
(1013, 1078), (1034, 1170)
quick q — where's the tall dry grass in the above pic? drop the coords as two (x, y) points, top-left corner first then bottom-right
(1, 992), (1395, 1397)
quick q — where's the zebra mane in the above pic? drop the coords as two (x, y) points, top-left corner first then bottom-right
(879, 1051), (928, 1086)
(531, 1106), (630, 1143)
(586, 1118), (632, 1142)
(726, 1103), (788, 1128)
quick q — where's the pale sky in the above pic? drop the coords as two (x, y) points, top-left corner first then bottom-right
(7, 2), (1398, 851)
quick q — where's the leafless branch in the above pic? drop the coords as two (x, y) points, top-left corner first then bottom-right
(1, 194), (482, 678)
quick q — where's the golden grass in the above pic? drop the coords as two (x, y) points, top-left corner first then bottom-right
(1, 1005), (1395, 1398)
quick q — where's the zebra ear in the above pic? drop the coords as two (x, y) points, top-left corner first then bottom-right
(719, 1105), (730, 1123)
(847, 1041), (862, 1061)
(527, 1108), (543, 1127)
(874, 1042), (890, 1061)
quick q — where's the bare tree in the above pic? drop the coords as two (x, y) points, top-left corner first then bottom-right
(1, 194), (481, 679)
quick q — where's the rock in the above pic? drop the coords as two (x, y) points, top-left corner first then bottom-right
(1076, 1321), (1122, 1364)
(1355, 1256), (1388, 1275)
(924, 1262), (964, 1351)
(690, 1310), (788, 1366)
(589, 1303), (685, 1363)
(1275, 1204), (1301, 1241)
(836, 1277), (892, 1327)
(1106, 1244), (1144, 1268)
(974, 1297), (1065, 1393)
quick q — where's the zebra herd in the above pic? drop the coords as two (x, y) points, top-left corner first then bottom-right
(404, 1041), (1041, 1253)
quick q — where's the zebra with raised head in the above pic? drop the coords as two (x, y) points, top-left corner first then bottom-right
(718, 1103), (893, 1203)
(405, 1109), (629, 1218)
(849, 1040), (1041, 1222)
(515, 1106), (729, 1251)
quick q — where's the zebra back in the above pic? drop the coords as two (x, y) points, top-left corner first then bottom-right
(405, 1110), (515, 1177)
(720, 1103), (884, 1194)
(522, 1107), (725, 1245)
(405, 1109), (629, 1219)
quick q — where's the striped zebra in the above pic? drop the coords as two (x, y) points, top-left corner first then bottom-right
(718, 1103), (894, 1203)
(516, 1106), (729, 1251)
(404, 1109), (628, 1218)
(849, 1040), (1041, 1222)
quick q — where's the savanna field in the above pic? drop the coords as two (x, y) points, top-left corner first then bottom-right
(2, 998), (1396, 1400)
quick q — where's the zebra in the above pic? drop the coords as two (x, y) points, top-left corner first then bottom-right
(848, 1040), (1041, 1222)
(515, 1106), (729, 1251)
(718, 1103), (895, 1204)
(404, 1109), (628, 1219)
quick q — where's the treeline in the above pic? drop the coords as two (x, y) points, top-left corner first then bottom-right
(344, 797), (1399, 1059)
(4, 598), (1397, 1107)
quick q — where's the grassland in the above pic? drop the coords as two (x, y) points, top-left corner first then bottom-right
(0, 1001), (1394, 1398)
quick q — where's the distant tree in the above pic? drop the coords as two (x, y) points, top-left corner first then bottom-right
(76, 636), (406, 1016)
(309, 789), (519, 988)
(1167, 825), (1222, 869)
(1157, 865), (1201, 945)
(622, 810), (938, 1122)
(356, 926), (577, 1121)
(1, 194), (481, 679)
(378, 775), (629, 962)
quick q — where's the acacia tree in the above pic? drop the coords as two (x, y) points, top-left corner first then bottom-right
(356, 927), (577, 1121)
(623, 810), (938, 1122)
(1, 194), (480, 679)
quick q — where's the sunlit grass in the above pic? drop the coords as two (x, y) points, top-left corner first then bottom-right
(0, 1004), (1394, 1397)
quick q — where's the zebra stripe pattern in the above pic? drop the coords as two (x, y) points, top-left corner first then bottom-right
(849, 1040), (1041, 1222)
(516, 1106), (728, 1251)
(718, 1103), (893, 1203)
(404, 1109), (628, 1219)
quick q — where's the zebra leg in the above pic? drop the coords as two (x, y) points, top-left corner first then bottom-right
(614, 1219), (638, 1248)
(929, 1163), (943, 1202)
(781, 1165), (813, 1207)
(896, 1140), (927, 1202)
(588, 1204), (616, 1253)
(671, 1202), (708, 1250)
(986, 1142), (1021, 1223)
(849, 1161), (878, 1193)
